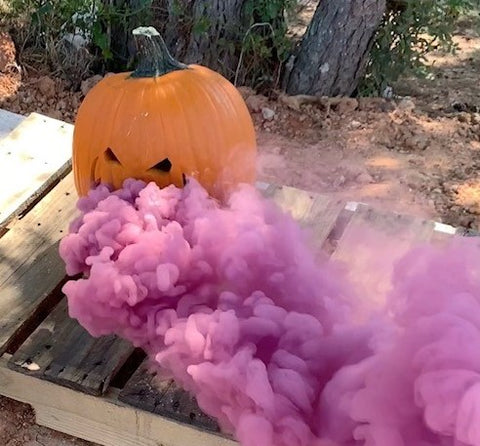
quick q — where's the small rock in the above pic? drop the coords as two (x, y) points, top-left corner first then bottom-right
(358, 97), (395, 113)
(404, 134), (429, 151)
(22, 93), (32, 105)
(261, 107), (275, 121)
(397, 97), (415, 111)
(350, 120), (362, 129)
(382, 85), (394, 99)
(333, 175), (346, 187)
(81, 74), (103, 96)
(356, 172), (374, 184)
(452, 101), (468, 112)
(472, 113), (480, 125)
(71, 94), (81, 109)
(237, 86), (256, 99)
(333, 97), (358, 115)
(457, 112), (471, 123)
(37, 76), (56, 98)
(245, 94), (269, 113)
(47, 110), (64, 120)
(450, 184), (460, 193)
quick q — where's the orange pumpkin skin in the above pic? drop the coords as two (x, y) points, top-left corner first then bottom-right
(72, 29), (257, 200)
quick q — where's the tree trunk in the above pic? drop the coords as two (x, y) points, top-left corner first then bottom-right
(285, 0), (386, 97)
(152, 0), (250, 77)
(104, 0), (152, 71)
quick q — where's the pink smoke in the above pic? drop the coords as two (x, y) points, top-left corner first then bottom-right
(319, 239), (480, 446)
(59, 179), (480, 446)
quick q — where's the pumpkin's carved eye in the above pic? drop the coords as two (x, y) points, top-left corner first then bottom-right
(105, 147), (120, 163)
(152, 158), (172, 173)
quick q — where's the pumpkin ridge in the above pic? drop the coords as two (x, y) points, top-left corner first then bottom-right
(202, 71), (257, 187)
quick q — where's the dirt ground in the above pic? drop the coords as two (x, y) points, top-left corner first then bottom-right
(1, 10), (480, 446)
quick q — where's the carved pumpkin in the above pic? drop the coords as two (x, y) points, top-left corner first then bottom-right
(72, 26), (257, 199)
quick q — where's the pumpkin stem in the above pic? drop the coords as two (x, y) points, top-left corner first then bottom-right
(131, 26), (187, 78)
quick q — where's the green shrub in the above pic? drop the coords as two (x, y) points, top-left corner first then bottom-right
(2, 0), (151, 86)
(360, 0), (478, 96)
(235, 0), (296, 92)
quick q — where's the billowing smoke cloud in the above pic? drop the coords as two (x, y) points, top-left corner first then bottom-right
(59, 178), (480, 446)
(320, 239), (480, 446)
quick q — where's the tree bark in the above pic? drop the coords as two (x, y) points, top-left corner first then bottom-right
(285, 0), (386, 97)
(152, 0), (250, 77)
(100, 0), (153, 71)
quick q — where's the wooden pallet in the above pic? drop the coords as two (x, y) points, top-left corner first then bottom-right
(0, 111), (463, 446)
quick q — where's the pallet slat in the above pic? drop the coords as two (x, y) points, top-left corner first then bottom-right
(0, 112), (73, 229)
(119, 361), (220, 432)
(0, 173), (78, 354)
(0, 356), (236, 446)
(8, 299), (134, 396)
(258, 182), (344, 247)
(0, 173), (77, 285)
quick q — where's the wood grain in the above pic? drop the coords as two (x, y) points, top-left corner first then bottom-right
(0, 173), (77, 354)
(0, 356), (237, 446)
(119, 361), (220, 432)
(0, 112), (73, 228)
(8, 299), (134, 396)
(257, 182), (344, 248)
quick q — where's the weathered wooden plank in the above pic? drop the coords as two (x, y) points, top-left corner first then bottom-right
(118, 361), (220, 433)
(0, 112), (73, 228)
(0, 172), (77, 285)
(0, 109), (24, 140)
(331, 203), (438, 320)
(0, 173), (77, 354)
(0, 356), (237, 446)
(8, 299), (134, 396)
(257, 182), (344, 247)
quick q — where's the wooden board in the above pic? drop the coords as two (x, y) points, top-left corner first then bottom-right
(0, 356), (237, 446)
(8, 299), (134, 396)
(0, 173), (77, 285)
(0, 173), (78, 354)
(0, 112), (73, 228)
(119, 361), (220, 433)
(331, 203), (437, 320)
(0, 109), (24, 140)
(257, 182), (344, 248)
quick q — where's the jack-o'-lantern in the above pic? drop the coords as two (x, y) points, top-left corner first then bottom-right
(72, 26), (257, 200)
